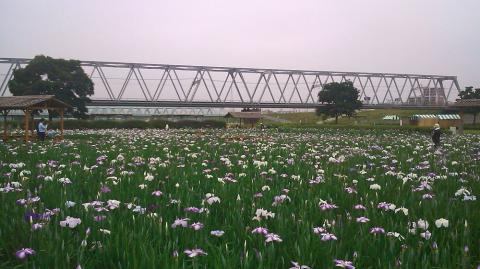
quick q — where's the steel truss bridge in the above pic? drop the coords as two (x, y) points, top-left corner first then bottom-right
(1, 58), (461, 115)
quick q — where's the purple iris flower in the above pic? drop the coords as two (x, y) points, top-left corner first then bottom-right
(320, 233), (338, 241)
(32, 223), (45, 231)
(93, 215), (107, 222)
(254, 193), (263, 198)
(354, 204), (366, 210)
(106, 168), (115, 175)
(184, 207), (201, 213)
(15, 248), (35, 259)
(190, 222), (204, 231)
(210, 230), (225, 237)
(100, 185), (111, 193)
(24, 212), (42, 222)
(184, 248), (207, 257)
(171, 218), (189, 228)
(370, 227), (386, 234)
(251, 227), (269, 235)
(151, 190), (163, 197)
(334, 259), (355, 268)
(48, 160), (59, 168)
(356, 217), (370, 223)
(345, 187), (357, 194)
(313, 227), (327, 234)
(377, 202), (393, 211)
(319, 202), (338, 211)
(265, 233), (282, 243)
(96, 155), (108, 165)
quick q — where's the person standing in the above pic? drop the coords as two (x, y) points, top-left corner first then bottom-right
(37, 118), (48, 141)
(431, 123), (441, 149)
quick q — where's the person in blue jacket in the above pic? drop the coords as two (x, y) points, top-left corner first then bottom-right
(37, 118), (48, 141)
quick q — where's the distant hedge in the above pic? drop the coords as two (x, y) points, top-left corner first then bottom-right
(2, 119), (480, 132)
(45, 119), (226, 129)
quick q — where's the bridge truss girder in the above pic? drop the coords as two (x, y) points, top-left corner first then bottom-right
(1, 58), (461, 107)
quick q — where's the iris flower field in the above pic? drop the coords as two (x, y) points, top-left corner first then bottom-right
(1, 128), (479, 268)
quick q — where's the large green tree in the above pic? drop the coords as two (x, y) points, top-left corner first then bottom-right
(316, 81), (362, 124)
(458, 86), (480, 124)
(8, 55), (94, 119)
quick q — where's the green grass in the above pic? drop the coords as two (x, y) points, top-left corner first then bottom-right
(0, 128), (479, 268)
(264, 111), (322, 124)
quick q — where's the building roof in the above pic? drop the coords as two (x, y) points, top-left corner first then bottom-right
(0, 95), (71, 110)
(225, 112), (262, 119)
(411, 114), (461, 120)
(412, 114), (436, 119)
(437, 114), (461, 120)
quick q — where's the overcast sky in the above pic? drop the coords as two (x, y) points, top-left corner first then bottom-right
(1, 0), (479, 88)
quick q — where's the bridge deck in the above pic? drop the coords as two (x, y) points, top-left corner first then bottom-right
(88, 99), (454, 110)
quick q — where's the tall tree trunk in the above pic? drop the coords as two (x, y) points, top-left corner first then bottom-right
(335, 115), (339, 124)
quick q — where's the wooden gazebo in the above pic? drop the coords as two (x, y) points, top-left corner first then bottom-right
(0, 95), (70, 142)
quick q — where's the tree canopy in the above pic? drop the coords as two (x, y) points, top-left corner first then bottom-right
(8, 55), (94, 119)
(458, 86), (480, 124)
(316, 81), (362, 124)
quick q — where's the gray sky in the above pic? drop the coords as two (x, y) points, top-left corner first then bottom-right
(1, 0), (479, 89)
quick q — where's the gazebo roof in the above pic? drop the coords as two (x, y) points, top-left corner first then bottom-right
(225, 112), (262, 119)
(0, 95), (71, 110)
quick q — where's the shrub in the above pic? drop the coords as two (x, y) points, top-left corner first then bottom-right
(47, 119), (225, 129)
(464, 124), (480, 130)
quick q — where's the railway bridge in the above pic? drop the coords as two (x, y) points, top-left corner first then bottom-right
(1, 58), (461, 115)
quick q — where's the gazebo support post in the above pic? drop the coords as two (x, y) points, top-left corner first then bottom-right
(60, 108), (64, 140)
(2, 110), (8, 142)
(24, 109), (29, 142)
(31, 111), (35, 139)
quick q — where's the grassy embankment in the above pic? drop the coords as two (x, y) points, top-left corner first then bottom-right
(263, 109), (440, 125)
